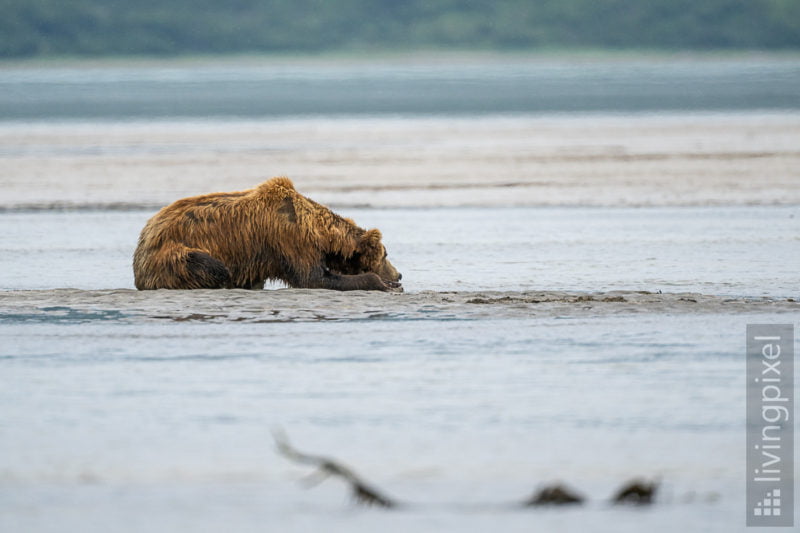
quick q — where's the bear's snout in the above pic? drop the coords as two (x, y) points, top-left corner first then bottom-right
(378, 258), (401, 283)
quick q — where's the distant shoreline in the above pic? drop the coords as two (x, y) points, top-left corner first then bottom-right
(2, 48), (800, 69)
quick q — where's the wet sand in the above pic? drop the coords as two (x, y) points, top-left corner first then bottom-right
(2, 113), (799, 210)
(2, 289), (797, 324)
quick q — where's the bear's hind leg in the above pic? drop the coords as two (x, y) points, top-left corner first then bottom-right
(185, 251), (232, 289)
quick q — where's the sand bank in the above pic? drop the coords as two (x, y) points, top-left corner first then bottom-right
(1, 289), (796, 324)
(1, 113), (799, 209)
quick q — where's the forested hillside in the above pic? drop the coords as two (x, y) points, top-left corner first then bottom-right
(1, 0), (799, 57)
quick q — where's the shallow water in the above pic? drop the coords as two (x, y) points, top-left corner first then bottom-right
(1, 205), (797, 296)
(2, 56), (799, 120)
(1, 203), (798, 532)
(0, 309), (794, 533)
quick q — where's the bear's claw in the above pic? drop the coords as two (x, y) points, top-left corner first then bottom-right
(383, 280), (403, 292)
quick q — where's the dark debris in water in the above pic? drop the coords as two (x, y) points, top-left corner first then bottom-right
(524, 483), (585, 506)
(150, 313), (223, 322)
(467, 294), (628, 305)
(274, 430), (665, 512)
(612, 479), (659, 505)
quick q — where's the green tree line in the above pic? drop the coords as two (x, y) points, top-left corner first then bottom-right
(1, 0), (798, 58)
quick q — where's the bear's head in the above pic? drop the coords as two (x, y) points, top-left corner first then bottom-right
(355, 229), (401, 283)
(326, 229), (401, 284)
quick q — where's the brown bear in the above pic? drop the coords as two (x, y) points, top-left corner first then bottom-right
(133, 177), (402, 291)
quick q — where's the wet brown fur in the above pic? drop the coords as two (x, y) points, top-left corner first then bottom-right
(133, 177), (401, 291)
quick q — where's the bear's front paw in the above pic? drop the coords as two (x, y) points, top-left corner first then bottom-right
(382, 280), (403, 293)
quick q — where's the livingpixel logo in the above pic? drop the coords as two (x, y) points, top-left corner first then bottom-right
(752, 488), (782, 518)
(746, 324), (794, 527)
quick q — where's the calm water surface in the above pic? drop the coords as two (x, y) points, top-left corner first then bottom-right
(1, 206), (797, 295)
(0, 309), (791, 532)
(0, 205), (798, 532)
(1, 56), (799, 120)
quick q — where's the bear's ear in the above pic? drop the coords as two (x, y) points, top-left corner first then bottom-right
(357, 229), (384, 266)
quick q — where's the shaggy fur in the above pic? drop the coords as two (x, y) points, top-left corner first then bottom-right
(133, 177), (401, 291)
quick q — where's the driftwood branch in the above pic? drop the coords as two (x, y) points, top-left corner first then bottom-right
(273, 428), (398, 508)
